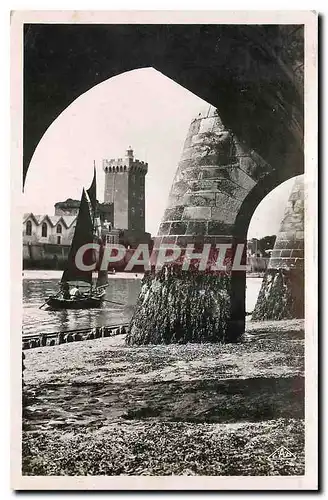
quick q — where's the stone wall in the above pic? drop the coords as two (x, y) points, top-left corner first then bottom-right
(23, 243), (70, 269)
(155, 109), (268, 251)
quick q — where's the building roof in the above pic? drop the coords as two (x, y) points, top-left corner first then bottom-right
(23, 213), (76, 228)
(54, 198), (81, 208)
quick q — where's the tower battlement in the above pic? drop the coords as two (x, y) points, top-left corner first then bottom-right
(102, 148), (148, 175)
(103, 147), (147, 232)
(102, 160), (148, 175)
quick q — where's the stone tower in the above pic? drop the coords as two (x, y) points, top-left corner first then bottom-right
(103, 147), (148, 232)
(126, 106), (269, 345)
(252, 175), (304, 320)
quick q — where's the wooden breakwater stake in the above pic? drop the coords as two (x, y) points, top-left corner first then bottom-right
(22, 323), (128, 349)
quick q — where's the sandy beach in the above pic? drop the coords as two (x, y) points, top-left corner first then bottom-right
(23, 319), (304, 476)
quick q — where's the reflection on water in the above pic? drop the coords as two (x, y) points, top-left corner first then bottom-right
(23, 271), (263, 336)
(23, 272), (142, 335)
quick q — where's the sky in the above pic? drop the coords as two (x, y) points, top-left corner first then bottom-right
(22, 67), (295, 239)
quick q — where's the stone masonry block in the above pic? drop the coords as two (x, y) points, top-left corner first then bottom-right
(161, 235), (178, 245)
(228, 166), (256, 192)
(211, 207), (237, 224)
(171, 180), (189, 196)
(215, 192), (242, 213)
(274, 238), (286, 248)
(198, 116), (218, 134)
(186, 221), (208, 235)
(182, 206), (212, 220)
(208, 221), (233, 236)
(183, 169), (200, 181)
(280, 249), (293, 258)
(176, 235), (209, 247)
(166, 194), (185, 208)
(169, 221), (188, 235)
(163, 206), (185, 221)
(181, 146), (196, 162)
(158, 222), (171, 235)
(216, 178), (247, 201)
(291, 249), (304, 258)
(183, 192), (216, 207)
(189, 179), (220, 192)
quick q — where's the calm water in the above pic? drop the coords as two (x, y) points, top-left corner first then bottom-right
(22, 270), (262, 336)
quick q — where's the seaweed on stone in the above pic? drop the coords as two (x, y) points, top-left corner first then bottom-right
(252, 268), (304, 321)
(126, 267), (231, 345)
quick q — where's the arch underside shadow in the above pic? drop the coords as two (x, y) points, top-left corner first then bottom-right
(24, 24), (303, 184)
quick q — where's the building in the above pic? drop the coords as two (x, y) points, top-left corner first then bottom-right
(23, 213), (76, 245)
(55, 199), (114, 226)
(23, 147), (151, 269)
(54, 199), (80, 217)
(102, 147), (151, 248)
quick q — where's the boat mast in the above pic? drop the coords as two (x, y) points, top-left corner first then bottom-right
(86, 161), (97, 290)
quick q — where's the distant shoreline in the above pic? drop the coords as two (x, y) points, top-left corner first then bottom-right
(22, 270), (265, 280)
(22, 270), (144, 280)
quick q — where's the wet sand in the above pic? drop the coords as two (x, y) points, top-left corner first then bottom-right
(22, 319), (304, 476)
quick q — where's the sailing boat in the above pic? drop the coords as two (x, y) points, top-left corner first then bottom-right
(45, 167), (107, 310)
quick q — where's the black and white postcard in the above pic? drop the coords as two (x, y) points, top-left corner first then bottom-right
(11, 10), (318, 490)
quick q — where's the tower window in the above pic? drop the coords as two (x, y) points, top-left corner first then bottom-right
(57, 236), (61, 244)
(132, 175), (136, 183)
(56, 224), (62, 234)
(26, 220), (32, 236)
(41, 222), (47, 237)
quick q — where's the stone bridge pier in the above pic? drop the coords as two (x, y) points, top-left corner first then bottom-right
(252, 175), (304, 320)
(126, 106), (294, 345)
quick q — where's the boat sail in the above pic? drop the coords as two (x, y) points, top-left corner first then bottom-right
(61, 188), (95, 285)
(44, 167), (107, 310)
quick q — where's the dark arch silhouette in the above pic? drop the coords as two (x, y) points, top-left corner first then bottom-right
(24, 24), (303, 184)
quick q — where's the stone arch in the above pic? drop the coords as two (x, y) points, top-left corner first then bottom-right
(24, 24), (303, 183)
(249, 175), (304, 320)
(229, 171), (302, 334)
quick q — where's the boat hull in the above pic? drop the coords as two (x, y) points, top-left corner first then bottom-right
(46, 293), (105, 310)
